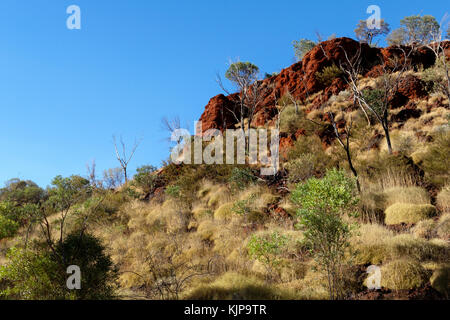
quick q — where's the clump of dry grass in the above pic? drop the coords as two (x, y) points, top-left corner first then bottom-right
(436, 213), (450, 240)
(411, 219), (437, 239)
(383, 186), (430, 208)
(214, 203), (235, 220)
(181, 272), (297, 300)
(436, 186), (450, 213)
(385, 203), (437, 225)
(351, 224), (394, 265)
(380, 259), (429, 290)
(386, 234), (448, 262)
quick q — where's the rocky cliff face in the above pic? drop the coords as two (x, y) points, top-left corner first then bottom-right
(198, 37), (449, 134)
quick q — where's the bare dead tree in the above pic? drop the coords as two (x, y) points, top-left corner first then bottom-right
(161, 116), (181, 135)
(338, 44), (372, 126)
(328, 112), (361, 193)
(216, 62), (268, 153)
(245, 79), (269, 146)
(339, 44), (416, 154)
(282, 90), (300, 115)
(86, 159), (98, 188)
(113, 135), (142, 183)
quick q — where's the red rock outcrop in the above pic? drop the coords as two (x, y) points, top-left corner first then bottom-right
(198, 38), (448, 134)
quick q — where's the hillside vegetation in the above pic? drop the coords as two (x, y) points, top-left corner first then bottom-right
(0, 14), (449, 300)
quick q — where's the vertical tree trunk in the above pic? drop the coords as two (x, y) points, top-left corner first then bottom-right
(382, 120), (393, 154)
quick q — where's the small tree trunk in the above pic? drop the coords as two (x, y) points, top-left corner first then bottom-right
(345, 147), (361, 193)
(382, 121), (393, 154)
(124, 167), (128, 184)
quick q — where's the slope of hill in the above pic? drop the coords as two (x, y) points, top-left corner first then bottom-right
(0, 37), (449, 300)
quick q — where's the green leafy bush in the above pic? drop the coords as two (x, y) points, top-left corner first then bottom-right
(315, 64), (343, 86)
(247, 231), (289, 277)
(291, 169), (359, 299)
(0, 214), (19, 239)
(293, 38), (316, 61)
(54, 232), (118, 300)
(228, 167), (257, 191)
(0, 231), (118, 300)
(0, 247), (61, 300)
(132, 165), (159, 194)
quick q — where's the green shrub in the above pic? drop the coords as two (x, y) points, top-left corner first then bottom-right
(54, 232), (118, 300)
(380, 259), (429, 290)
(0, 231), (118, 300)
(291, 169), (359, 299)
(287, 136), (332, 179)
(228, 167), (257, 191)
(247, 231), (289, 277)
(231, 194), (264, 223)
(385, 203), (437, 225)
(0, 248), (60, 300)
(315, 64), (343, 86)
(132, 165), (159, 194)
(0, 179), (46, 205)
(0, 214), (20, 240)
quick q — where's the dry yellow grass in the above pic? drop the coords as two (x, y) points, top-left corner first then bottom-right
(436, 186), (450, 213)
(351, 224), (394, 265)
(385, 203), (437, 225)
(383, 186), (430, 208)
(380, 259), (429, 290)
(181, 272), (297, 300)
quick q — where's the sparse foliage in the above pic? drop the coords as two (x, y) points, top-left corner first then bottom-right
(293, 39), (317, 61)
(354, 19), (390, 45)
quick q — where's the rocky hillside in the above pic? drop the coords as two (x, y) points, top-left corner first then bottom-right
(200, 37), (448, 132)
(0, 37), (449, 301)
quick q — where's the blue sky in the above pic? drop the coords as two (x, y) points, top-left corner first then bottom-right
(0, 0), (447, 187)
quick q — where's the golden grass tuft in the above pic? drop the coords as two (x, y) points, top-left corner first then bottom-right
(383, 186), (430, 208)
(196, 220), (217, 241)
(214, 202), (235, 220)
(380, 259), (429, 290)
(386, 234), (449, 262)
(351, 224), (394, 265)
(206, 186), (231, 208)
(182, 272), (296, 300)
(385, 203), (437, 225)
(436, 186), (450, 213)
(411, 219), (437, 239)
(436, 213), (450, 240)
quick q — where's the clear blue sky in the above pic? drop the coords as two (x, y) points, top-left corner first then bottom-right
(0, 0), (447, 187)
